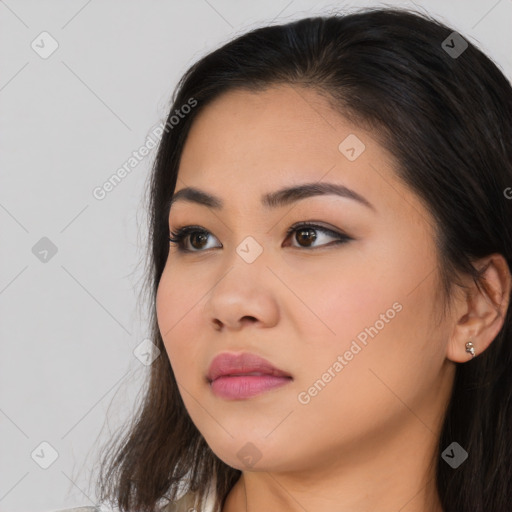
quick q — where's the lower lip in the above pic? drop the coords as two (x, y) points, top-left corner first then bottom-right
(210, 375), (292, 399)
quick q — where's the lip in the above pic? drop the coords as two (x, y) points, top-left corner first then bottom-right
(207, 352), (293, 400)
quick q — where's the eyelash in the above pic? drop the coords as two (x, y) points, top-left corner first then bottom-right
(168, 222), (352, 253)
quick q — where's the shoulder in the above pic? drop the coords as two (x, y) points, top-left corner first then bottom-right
(51, 508), (99, 512)
(162, 490), (217, 512)
(50, 490), (217, 512)
(161, 492), (201, 511)
(51, 504), (113, 512)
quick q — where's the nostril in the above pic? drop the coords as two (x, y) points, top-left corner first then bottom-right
(240, 316), (258, 327)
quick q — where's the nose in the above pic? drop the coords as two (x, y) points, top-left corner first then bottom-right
(202, 260), (280, 332)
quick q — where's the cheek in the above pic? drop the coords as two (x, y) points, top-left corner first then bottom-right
(319, 232), (439, 343)
(307, 256), (402, 348)
(291, 284), (440, 446)
(302, 240), (442, 398)
(155, 268), (204, 377)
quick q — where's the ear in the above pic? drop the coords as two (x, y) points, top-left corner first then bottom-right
(447, 254), (511, 363)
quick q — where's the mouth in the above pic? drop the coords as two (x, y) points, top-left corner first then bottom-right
(207, 352), (293, 400)
(209, 374), (293, 400)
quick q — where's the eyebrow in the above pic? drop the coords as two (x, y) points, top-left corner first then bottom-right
(168, 182), (375, 213)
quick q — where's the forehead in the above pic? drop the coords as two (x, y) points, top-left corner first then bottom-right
(174, 85), (429, 228)
(181, 86), (346, 166)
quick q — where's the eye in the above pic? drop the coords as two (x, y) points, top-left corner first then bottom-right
(284, 222), (352, 249)
(168, 222), (352, 253)
(168, 225), (219, 252)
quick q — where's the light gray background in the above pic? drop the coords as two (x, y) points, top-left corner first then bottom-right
(1, 1), (511, 511)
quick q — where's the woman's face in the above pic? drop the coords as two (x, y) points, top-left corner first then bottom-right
(156, 85), (455, 473)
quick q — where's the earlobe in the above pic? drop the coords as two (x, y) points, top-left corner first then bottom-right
(464, 340), (476, 359)
(446, 254), (511, 363)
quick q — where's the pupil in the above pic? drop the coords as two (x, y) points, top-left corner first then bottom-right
(297, 228), (316, 247)
(191, 232), (208, 249)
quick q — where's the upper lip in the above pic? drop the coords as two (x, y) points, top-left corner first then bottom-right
(207, 352), (292, 382)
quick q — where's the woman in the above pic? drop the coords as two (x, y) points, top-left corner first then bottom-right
(67, 6), (511, 512)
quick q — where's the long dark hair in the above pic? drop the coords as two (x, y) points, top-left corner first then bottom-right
(95, 7), (512, 512)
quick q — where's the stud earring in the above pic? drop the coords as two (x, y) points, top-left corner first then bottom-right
(465, 341), (476, 358)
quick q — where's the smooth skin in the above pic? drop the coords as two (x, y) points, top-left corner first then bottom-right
(155, 85), (511, 512)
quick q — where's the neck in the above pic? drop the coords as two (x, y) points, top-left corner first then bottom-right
(221, 410), (446, 512)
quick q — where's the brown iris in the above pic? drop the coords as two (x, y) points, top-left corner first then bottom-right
(190, 232), (209, 250)
(295, 228), (317, 247)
